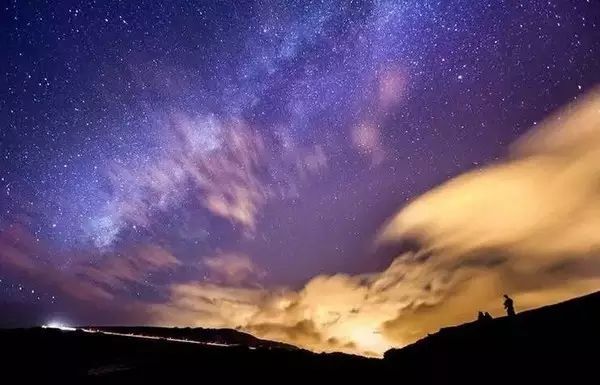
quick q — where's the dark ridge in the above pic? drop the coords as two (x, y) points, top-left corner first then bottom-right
(383, 290), (600, 383)
(2, 290), (598, 384)
(83, 325), (299, 350)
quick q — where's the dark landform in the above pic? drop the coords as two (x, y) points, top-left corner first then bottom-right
(2, 290), (598, 384)
(85, 325), (299, 350)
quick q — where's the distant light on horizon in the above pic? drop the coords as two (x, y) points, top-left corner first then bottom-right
(42, 321), (76, 331)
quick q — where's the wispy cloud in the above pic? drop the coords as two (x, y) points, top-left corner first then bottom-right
(203, 252), (266, 285)
(93, 113), (327, 247)
(150, 89), (600, 356)
(377, 88), (600, 343)
(380, 88), (600, 267)
(3, 90), (600, 357)
(150, 253), (454, 356)
(0, 218), (180, 305)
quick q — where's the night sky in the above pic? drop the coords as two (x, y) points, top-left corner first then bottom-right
(2, 1), (600, 355)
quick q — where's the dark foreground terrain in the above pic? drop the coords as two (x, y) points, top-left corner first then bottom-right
(2, 290), (599, 384)
(86, 325), (299, 350)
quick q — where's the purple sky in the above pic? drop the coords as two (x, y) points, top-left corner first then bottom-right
(1, 1), (599, 350)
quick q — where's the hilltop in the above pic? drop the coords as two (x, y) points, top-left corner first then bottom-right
(384, 290), (600, 383)
(83, 325), (299, 350)
(1, 290), (598, 383)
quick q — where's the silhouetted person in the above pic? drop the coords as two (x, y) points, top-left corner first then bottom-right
(478, 311), (486, 321)
(478, 311), (493, 323)
(503, 294), (516, 316)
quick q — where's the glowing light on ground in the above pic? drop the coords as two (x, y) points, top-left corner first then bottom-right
(42, 322), (76, 331)
(40, 325), (251, 349)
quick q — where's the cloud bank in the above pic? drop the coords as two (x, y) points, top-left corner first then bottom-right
(2, 90), (600, 356)
(151, 89), (600, 356)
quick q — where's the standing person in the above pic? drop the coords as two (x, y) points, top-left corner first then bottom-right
(503, 294), (516, 316)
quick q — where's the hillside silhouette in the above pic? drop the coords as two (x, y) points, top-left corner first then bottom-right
(384, 290), (600, 383)
(85, 325), (299, 350)
(2, 291), (598, 383)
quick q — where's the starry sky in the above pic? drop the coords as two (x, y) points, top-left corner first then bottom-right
(2, 1), (600, 355)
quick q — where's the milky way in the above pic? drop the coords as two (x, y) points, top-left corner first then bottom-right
(1, 1), (600, 355)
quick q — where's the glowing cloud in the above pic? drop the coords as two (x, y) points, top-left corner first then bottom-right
(4, 90), (600, 358)
(380, 88), (600, 266)
(378, 88), (600, 343)
(151, 89), (600, 356)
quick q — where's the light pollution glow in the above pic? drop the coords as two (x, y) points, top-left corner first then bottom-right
(149, 89), (600, 356)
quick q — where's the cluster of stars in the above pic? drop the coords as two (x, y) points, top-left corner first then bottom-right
(0, 278), (57, 304)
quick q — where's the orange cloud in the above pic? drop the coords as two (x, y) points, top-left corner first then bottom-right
(151, 89), (600, 356)
(378, 88), (600, 342)
(379, 89), (600, 265)
(4, 90), (600, 357)
(151, 256), (447, 355)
